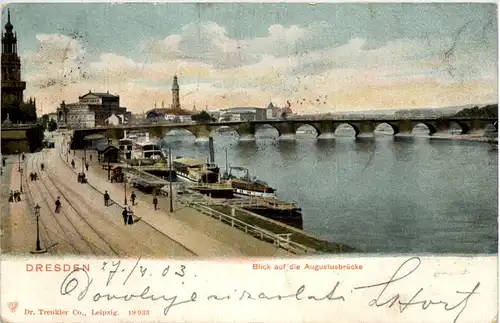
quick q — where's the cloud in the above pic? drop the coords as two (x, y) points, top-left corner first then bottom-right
(22, 20), (497, 115)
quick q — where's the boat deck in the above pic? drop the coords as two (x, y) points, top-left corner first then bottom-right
(123, 166), (169, 186)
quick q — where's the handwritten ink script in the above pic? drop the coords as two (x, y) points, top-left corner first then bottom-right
(58, 257), (482, 322)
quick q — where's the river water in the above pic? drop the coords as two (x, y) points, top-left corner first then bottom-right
(160, 125), (498, 254)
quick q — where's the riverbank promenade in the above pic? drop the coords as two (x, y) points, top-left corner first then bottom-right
(1, 133), (292, 258)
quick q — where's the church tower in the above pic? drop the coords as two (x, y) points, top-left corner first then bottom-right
(171, 75), (180, 110)
(1, 9), (26, 107)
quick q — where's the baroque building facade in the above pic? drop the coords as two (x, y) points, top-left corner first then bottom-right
(57, 90), (130, 128)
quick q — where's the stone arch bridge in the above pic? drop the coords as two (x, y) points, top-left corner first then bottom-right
(70, 117), (497, 149)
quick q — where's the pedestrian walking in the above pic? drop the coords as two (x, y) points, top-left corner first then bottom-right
(122, 207), (128, 225)
(71, 159), (75, 168)
(85, 163), (89, 171)
(104, 191), (110, 206)
(34, 173), (38, 181)
(153, 195), (158, 210)
(13, 191), (18, 202)
(30, 173), (33, 181)
(127, 207), (134, 225)
(55, 197), (61, 213)
(8, 191), (14, 203)
(131, 192), (136, 205)
(90, 154), (92, 162)
(22, 154), (25, 161)
(2, 158), (6, 167)
(41, 163), (44, 171)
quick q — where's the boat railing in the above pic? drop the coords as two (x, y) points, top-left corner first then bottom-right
(179, 198), (311, 254)
(181, 192), (297, 210)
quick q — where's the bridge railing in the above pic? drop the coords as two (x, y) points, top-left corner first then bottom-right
(179, 197), (311, 254)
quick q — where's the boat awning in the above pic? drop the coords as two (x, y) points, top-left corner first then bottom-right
(173, 157), (204, 167)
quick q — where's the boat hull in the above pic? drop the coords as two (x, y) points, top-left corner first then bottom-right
(243, 206), (303, 230)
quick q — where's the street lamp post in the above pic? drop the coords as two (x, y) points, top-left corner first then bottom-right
(17, 150), (21, 171)
(81, 156), (85, 174)
(30, 204), (47, 254)
(124, 163), (127, 205)
(168, 147), (173, 212)
(20, 168), (23, 193)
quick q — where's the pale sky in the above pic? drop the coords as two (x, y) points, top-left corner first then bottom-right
(2, 3), (498, 114)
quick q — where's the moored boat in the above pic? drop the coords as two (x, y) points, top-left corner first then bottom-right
(224, 166), (276, 198)
(172, 157), (220, 183)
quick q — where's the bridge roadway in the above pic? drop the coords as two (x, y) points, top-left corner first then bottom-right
(2, 133), (292, 257)
(70, 117), (498, 149)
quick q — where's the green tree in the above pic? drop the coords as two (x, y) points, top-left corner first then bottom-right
(48, 120), (58, 132)
(192, 111), (215, 123)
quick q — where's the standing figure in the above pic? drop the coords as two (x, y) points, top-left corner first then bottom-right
(30, 173), (33, 181)
(153, 195), (158, 210)
(34, 173), (38, 181)
(122, 207), (128, 225)
(16, 190), (21, 201)
(104, 191), (110, 206)
(55, 197), (61, 213)
(127, 207), (134, 225)
(41, 163), (44, 171)
(71, 160), (75, 168)
(131, 192), (136, 205)
(90, 154), (92, 162)
(8, 191), (14, 203)
(2, 158), (6, 167)
(22, 154), (25, 161)
(85, 163), (89, 171)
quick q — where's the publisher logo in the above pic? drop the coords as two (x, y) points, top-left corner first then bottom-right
(7, 302), (18, 313)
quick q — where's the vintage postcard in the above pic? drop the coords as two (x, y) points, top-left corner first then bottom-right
(0, 2), (498, 322)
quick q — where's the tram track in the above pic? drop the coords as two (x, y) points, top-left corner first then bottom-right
(25, 153), (96, 254)
(20, 155), (62, 254)
(57, 144), (198, 256)
(32, 151), (120, 256)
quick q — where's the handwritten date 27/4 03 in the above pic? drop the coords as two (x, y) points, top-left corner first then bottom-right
(100, 258), (187, 286)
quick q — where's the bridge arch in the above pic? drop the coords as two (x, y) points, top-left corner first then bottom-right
(295, 124), (320, 137)
(412, 122), (436, 135)
(334, 123), (360, 137)
(255, 123), (281, 138)
(163, 128), (197, 140)
(209, 125), (240, 138)
(374, 122), (399, 135)
(449, 121), (470, 134)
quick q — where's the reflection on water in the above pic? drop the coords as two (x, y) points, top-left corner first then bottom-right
(162, 128), (498, 254)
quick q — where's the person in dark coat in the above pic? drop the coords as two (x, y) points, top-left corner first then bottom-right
(30, 173), (33, 181)
(153, 195), (158, 210)
(41, 163), (44, 171)
(85, 163), (89, 171)
(34, 173), (37, 181)
(71, 160), (75, 168)
(55, 197), (61, 213)
(17, 191), (21, 201)
(127, 207), (134, 225)
(122, 207), (128, 225)
(22, 154), (25, 161)
(90, 154), (92, 162)
(104, 191), (110, 206)
(8, 191), (14, 203)
(131, 192), (136, 205)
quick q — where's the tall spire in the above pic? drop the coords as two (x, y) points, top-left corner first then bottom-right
(5, 9), (13, 32)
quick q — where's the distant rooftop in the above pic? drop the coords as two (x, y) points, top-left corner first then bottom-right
(80, 90), (119, 99)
